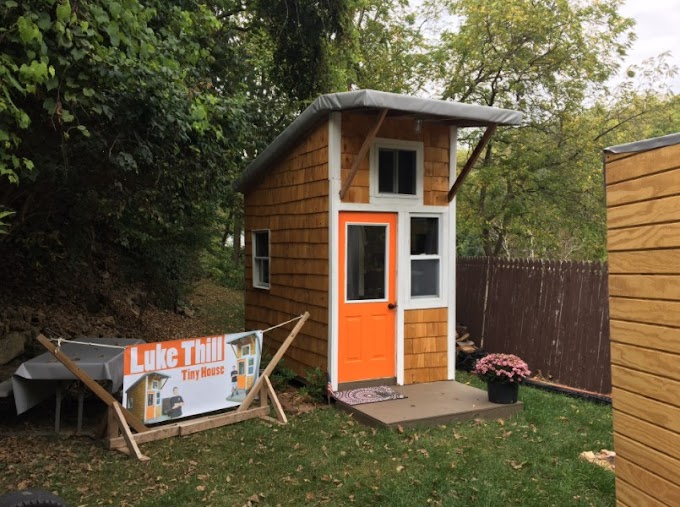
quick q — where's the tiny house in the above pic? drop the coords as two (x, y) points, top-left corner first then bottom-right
(236, 90), (522, 390)
(229, 334), (259, 391)
(604, 132), (680, 506)
(125, 372), (170, 422)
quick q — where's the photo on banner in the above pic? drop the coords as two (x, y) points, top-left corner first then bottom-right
(122, 331), (263, 424)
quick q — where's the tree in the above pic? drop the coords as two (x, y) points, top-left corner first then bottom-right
(427, 0), (637, 259)
(0, 0), (368, 303)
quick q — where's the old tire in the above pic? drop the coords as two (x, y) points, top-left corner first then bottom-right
(0, 489), (67, 507)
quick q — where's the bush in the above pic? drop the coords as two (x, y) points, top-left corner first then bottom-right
(300, 367), (328, 401)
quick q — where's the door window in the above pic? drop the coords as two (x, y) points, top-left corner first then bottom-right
(346, 224), (387, 301)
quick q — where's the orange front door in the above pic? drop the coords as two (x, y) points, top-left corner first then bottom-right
(338, 212), (397, 383)
(145, 391), (155, 421)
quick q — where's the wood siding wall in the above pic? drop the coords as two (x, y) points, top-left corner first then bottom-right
(404, 308), (448, 383)
(340, 112), (450, 205)
(605, 141), (680, 507)
(244, 121), (330, 376)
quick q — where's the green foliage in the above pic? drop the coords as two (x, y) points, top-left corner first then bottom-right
(426, 0), (650, 260)
(300, 366), (328, 400)
(201, 242), (245, 291)
(254, 0), (353, 100)
(0, 210), (15, 235)
(0, 0), (350, 304)
(268, 359), (298, 391)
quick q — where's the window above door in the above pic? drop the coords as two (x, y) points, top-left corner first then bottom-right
(370, 139), (423, 204)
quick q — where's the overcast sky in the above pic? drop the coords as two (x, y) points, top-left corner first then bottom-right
(619, 0), (680, 91)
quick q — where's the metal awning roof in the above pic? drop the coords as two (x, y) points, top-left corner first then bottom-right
(604, 132), (680, 154)
(236, 89), (523, 192)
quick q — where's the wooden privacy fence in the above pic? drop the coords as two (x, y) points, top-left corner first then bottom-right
(456, 257), (611, 394)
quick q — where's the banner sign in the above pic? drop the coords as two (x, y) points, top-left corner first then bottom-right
(122, 331), (263, 424)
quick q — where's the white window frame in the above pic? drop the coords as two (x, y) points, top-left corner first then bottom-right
(343, 221), (390, 304)
(407, 212), (446, 308)
(369, 138), (424, 204)
(252, 229), (270, 289)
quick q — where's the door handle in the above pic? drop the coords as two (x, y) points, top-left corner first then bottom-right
(387, 303), (397, 310)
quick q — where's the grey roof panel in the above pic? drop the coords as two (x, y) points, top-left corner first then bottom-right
(604, 132), (680, 154)
(236, 90), (523, 192)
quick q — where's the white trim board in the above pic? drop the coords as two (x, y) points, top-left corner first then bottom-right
(447, 126), (458, 380)
(328, 112), (342, 391)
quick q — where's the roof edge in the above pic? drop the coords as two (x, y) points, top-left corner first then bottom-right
(235, 90), (523, 193)
(604, 132), (680, 155)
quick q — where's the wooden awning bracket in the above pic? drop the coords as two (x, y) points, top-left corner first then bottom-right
(447, 125), (497, 202)
(339, 108), (389, 200)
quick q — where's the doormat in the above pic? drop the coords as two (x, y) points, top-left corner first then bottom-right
(332, 386), (406, 406)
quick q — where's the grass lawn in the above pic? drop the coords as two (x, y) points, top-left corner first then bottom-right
(0, 373), (613, 507)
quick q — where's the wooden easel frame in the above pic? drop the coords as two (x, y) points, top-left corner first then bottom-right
(106, 311), (308, 459)
(37, 312), (308, 461)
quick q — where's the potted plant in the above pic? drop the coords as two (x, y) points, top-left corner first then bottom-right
(472, 353), (531, 404)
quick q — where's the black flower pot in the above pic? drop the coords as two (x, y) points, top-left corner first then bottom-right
(487, 381), (519, 404)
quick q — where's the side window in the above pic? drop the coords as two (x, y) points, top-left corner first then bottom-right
(252, 230), (270, 289)
(410, 217), (440, 298)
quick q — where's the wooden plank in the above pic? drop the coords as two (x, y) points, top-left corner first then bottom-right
(611, 342), (680, 382)
(606, 143), (680, 184)
(404, 322), (448, 339)
(610, 320), (680, 354)
(609, 249), (680, 274)
(607, 194), (680, 229)
(612, 365), (680, 408)
(107, 425), (181, 450)
(111, 402), (150, 461)
(616, 455), (680, 505)
(36, 335), (148, 434)
(616, 479), (668, 507)
(339, 108), (388, 200)
(404, 308), (447, 324)
(609, 222), (680, 251)
(608, 275), (680, 301)
(238, 312), (310, 412)
(107, 407), (268, 447)
(448, 125), (497, 202)
(106, 406), (119, 440)
(607, 169), (680, 207)
(609, 297), (680, 328)
(263, 375), (287, 424)
(179, 406), (269, 436)
(612, 387), (680, 434)
(615, 410), (680, 460)
(404, 352), (447, 369)
(615, 438), (680, 499)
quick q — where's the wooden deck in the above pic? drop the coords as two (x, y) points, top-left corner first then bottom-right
(335, 381), (523, 429)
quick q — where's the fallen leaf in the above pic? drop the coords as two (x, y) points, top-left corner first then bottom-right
(508, 460), (528, 470)
(196, 485), (206, 492)
(396, 465), (404, 472)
